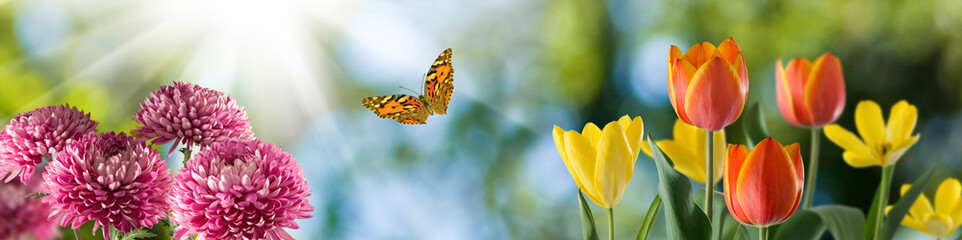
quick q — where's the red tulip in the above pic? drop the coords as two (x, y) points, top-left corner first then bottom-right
(724, 138), (804, 227)
(668, 38), (749, 131)
(775, 53), (846, 127)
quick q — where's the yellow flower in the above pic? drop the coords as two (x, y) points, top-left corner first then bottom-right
(886, 178), (962, 238)
(824, 100), (919, 167)
(552, 115), (644, 208)
(640, 119), (725, 184)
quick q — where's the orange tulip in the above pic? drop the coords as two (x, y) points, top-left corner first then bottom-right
(724, 138), (804, 227)
(776, 53), (846, 127)
(668, 38), (749, 131)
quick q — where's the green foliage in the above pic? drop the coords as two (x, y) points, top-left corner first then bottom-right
(635, 195), (661, 240)
(20, 192), (50, 200)
(776, 205), (865, 240)
(694, 190), (740, 240)
(120, 229), (157, 240)
(578, 191), (599, 240)
(878, 166), (942, 240)
(646, 132), (711, 240)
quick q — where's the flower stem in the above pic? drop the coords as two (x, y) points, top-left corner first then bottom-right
(705, 130), (714, 223)
(802, 127), (821, 209)
(759, 226), (768, 240)
(180, 148), (192, 164)
(873, 165), (895, 240)
(74, 228), (81, 240)
(607, 207), (614, 240)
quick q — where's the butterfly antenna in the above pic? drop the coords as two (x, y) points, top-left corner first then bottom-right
(399, 86), (419, 95)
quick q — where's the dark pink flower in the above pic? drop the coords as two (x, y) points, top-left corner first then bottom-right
(42, 132), (172, 240)
(0, 172), (60, 240)
(170, 139), (313, 240)
(133, 82), (253, 154)
(0, 104), (98, 183)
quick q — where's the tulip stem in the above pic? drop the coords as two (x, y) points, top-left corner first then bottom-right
(759, 226), (768, 240)
(705, 130), (714, 223)
(873, 165), (895, 240)
(607, 207), (614, 240)
(802, 128), (821, 209)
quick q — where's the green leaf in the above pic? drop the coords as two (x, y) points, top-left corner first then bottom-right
(811, 205), (866, 240)
(694, 190), (740, 240)
(578, 191), (600, 240)
(21, 192), (50, 200)
(864, 182), (884, 240)
(635, 195), (661, 240)
(120, 229), (157, 240)
(879, 166), (942, 240)
(646, 132), (711, 240)
(775, 209), (824, 240)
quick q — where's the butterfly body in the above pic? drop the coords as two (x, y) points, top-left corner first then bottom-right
(362, 48), (453, 125)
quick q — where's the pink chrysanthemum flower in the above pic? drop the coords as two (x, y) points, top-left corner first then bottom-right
(170, 139), (313, 240)
(42, 132), (172, 240)
(133, 82), (254, 155)
(0, 104), (98, 183)
(0, 172), (60, 240)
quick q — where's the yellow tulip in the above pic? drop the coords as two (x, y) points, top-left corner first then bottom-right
(640, 119), (725, 184)
(824, 100), (919, 167)
(887, 178), (962, 238)
(552, 115), (644, 208)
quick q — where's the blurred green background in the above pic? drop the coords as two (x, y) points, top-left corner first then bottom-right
(1, 0), (961, 239)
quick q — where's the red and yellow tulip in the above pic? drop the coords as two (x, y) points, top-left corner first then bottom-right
(776, 53), (846, 127)
(668, 38), (749, 131)
(724, 138), (804, 227)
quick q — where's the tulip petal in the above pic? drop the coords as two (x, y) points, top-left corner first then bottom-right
(594, 122), (633, 207)
(684, 57), (746, 131)
(855, 100), (886, 153)
(674, 119), (702, 152)
(903, 184), (935, 222)
(618, 115), (645, 163)
(787, 58), (814, 125)
(887, 100), (918, 149)
(824, 124), (879, 166)
(782, 143), (805, 222)
(670, 59), (698, 125)
(658, 140), (705, 184)
(669, 45), (684, 61)
(565, 130), (603, 205)
(884, 135), (918, 166)
(776, 58), (803, 126)
(935, 178), (961, 216)
(553, 126), (584, 190)
(583, 122), (603, 148)
(725, 144), (750, 224)
(684, 42), (717, 68)
(622, 116), (645, 162)
(805, 53), (846, 126)
(735, 138), (800, 226)
(715, 38), (747, 88)
(888, 205), (929, 234)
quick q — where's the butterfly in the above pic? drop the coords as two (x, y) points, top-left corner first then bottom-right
(362, 48), (453, 125)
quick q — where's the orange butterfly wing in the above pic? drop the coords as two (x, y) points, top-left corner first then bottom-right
(423, 48), (453, 115)
(361, 95), (429, 125)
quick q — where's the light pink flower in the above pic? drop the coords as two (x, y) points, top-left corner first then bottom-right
(42, 132), (172, 240)
(133, 82), (253, 154)
(0, 172), (60, 240)
(0, 104), (98, 183)
(170, 139), (313, 240)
